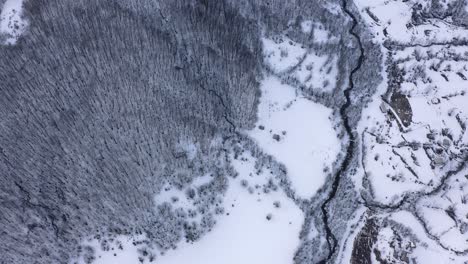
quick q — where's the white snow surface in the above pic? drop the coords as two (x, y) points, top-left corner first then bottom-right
(154, 173), (213, 207)
(262, 32), (339, 93)
(357, 43), (468, 205)
(293, 52), (338, 92)
(262, 36), (306, 74)
(300, 20), (313, 34)
(73, 235), (150, 264)
(312, 23), (330, 44)
(156, 153), (304, 264)
(74, 151), (304, 264)
(350, 1), (468, 262)
(175, 139), (199, 161)
(416, 167), (468, 253)
(0, 0), (27, 44)
(354, 0), (468, 45)
(390, 211), (468, 264)
(249, 76), (340, 198)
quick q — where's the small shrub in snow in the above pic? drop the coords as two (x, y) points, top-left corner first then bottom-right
(273, 134), (281, 141)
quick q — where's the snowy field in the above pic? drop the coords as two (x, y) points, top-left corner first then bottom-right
(249, 76), (340, 198)
(345, 1), (468, 262)
(74, 151), (304, 264)
(72, 44), (343, 264)
(262, 35), (340, 93)
(262, 36), (307, 74)
(28, 0), (468, 263)
(0, 0), (27, 45)
(155, 153), (304, 264)
(354, 0), (468, 45)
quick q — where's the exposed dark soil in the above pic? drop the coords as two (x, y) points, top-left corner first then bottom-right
(390, 92), (413, 127)
(350, 218), (379, 264)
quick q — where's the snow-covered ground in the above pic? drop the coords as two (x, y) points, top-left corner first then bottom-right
(70, 2), (468, 263)
(262, 34), (340, 93)
(390, 210), (468, 264)
(344, 1), (468, 262)
(354, 0), (468, 45)
(249, 76), (340, 198)
(415, 165), (468, 254)
(155, 153), (304, 264)
(72, 73), (340, 263)
(292, 52), (339, 92)
(262, 36), (307, 74)
(72, 17), (345, 264)
(0, 0), (27, 45)
(352, 0), (468, 204)
(359, 44), (468, 205)
(72, 235), (153, 264)
(75, 151), (304, 264)
(152, 172), (214, 223)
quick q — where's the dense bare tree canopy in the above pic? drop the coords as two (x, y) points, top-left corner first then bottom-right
(2, 0), (467, 263)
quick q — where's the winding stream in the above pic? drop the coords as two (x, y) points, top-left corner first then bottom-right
(318, 0), (365, 262)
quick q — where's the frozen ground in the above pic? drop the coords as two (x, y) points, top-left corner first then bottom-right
(388, 210), (468, 264)
(262, 33), (341, 93)
(262, 36), (307, 74)
(0, 0), (26, 44)
(249, 76), (340, 198)
(72, 36), (343, 264)
(3, 0), (468, 263)
(74, 151), (304, 264)
(155, 153), (303, 264)
(339, 0), (468, 263)
(354, 0), (468, 45)
(293, 53), (339, 93)
(357, 7), (468, 206)
(72, 235), (152, 264)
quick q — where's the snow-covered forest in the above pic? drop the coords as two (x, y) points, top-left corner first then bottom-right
(1, 0), (467, 263)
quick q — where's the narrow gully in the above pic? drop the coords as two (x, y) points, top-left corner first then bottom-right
(318, 0), (365, 262)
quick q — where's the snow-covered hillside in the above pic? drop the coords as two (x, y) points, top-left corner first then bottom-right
(2, 0), (467, 263)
